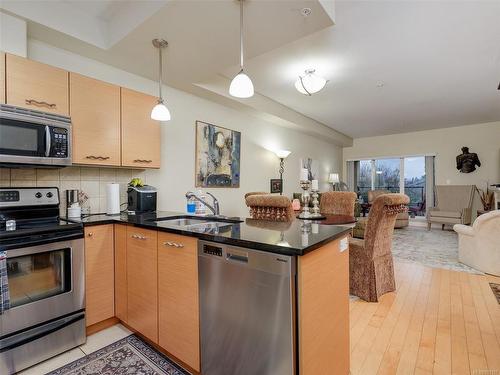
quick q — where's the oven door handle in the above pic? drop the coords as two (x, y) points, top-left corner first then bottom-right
(0, 310), (85, 353)
(45, 125), (51, 157)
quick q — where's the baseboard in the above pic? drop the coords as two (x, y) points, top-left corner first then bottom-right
(86, 317), (120, 336)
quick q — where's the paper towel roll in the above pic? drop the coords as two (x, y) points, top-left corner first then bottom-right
(106, 183), (120, 215)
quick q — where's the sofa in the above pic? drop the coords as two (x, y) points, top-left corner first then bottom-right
(427, 185), (474, 230)
(454, 210), (500, 276)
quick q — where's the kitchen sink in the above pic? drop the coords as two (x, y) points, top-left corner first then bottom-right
(151, 215), (243, 227)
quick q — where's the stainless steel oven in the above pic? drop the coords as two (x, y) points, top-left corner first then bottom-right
(0, 104), (72, 167)
(0, 187), (85, 374)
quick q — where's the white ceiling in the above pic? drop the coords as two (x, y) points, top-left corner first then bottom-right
(239, 1), (500, 137)
(2, 0), (499, 139)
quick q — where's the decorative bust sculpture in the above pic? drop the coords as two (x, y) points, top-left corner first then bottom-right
(456, 146), (481, 173)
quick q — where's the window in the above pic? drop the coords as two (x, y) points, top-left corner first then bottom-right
(351, 156), (432, 216)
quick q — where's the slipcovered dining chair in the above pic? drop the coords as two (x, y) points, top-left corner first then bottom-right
(319, 191), (357, 216)
(368, 189), (409, 228)
(349, 193), (410, 302)
(245, 193), (294, 222)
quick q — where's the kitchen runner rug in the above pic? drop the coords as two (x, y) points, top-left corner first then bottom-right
(490, 283), (500, 304)
(47, 334), (190, 375)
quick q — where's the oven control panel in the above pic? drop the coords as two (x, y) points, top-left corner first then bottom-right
(0, 190), (20, 202)
(0, 188), (59, 207)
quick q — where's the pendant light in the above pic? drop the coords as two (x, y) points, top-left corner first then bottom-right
(295, 69), (327, 96)
(151, 38), (171, 121)
(229, 0), (254, 98)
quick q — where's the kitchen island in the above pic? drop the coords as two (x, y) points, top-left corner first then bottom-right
(71, 211), (351, 375)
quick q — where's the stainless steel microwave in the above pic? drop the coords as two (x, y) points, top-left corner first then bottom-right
(0, 104), (72, 167)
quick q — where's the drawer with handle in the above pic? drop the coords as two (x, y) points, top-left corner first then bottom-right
(126, 227), (157, 250)
(158, 232), (197, 252)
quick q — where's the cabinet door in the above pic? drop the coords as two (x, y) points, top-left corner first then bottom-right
(84, 225), (115, 327)
(6, 54), (69, 115)
(158, 233), (200, 371)
(70, 73), (121, 166)
(114, 224), (127, 323)
(127, 226), (158, 343)
(121, 88), (161, 168)
(1, 52), (5, 104)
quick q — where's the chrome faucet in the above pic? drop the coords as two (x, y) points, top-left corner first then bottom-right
(185, 191), (220, 216)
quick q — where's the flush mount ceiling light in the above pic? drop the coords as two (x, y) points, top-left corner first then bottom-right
(229, 0), (254, 98)
(151, 38), (171, 121)
(294, 69), (327, 96)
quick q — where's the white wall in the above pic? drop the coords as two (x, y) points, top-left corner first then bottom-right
(0, 12), (27, 56)
(25, 39), (341, 217)
(343, 122), (500, 190)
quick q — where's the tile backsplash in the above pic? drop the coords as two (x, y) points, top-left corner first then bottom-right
(0, 167), (146, 216)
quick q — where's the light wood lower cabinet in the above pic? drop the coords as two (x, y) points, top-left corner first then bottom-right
(121, 88), (161, 168)
(158, 233), (200, 371)
(298, 237), (350, 375)
(6, 53), (69, 115)
(126, 226), (158, 343)
(84, 225), (115, 327)
(1, 52), (5, 104)
(114, 224), (127, 323)
(70, 73), (121, 166)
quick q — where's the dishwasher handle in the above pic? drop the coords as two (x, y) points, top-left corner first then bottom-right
(226, 251), (248, 264)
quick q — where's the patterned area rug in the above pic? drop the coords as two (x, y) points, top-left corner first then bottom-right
(391, 226), (481, 274)
(490, 283), (500, 304)
(47, 335), (190, 375)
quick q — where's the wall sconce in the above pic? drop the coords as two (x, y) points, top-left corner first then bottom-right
(328, 173), (340, 191)
(273, 150), (291, 195)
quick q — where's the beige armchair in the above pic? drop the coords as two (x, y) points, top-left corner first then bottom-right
(368, 190), (409, 228)
(427, 185), (474, 230)
(454, 210), (500, 276)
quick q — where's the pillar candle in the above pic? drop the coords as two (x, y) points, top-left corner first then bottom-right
(300, 168), (309, 181)
(311, 179), (318, 190)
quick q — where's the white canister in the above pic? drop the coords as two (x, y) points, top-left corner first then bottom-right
(67, 205), (82, 218)
(106, 183), (121, 215)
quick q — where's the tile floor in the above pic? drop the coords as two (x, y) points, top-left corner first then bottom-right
(19, 324), (133, 375)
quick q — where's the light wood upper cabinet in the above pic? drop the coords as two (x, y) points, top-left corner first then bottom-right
(114, 224), (128, 324)
(1, 52), (5, 104)
(84, 225), (115, 327)
(6, 54), (69, 115)
(126, 226), (158, 343)
(158, 233), (200, 371)
(121, 88), (161, 168)
(70, 73), (121, 166)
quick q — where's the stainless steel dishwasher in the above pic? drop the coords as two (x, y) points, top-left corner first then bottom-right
(198, 240), (296, 375)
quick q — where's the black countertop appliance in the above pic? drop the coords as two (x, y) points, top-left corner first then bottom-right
(127, 185), (157, 213)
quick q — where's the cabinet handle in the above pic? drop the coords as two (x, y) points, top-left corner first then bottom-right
(86, 155), (110, 160)
(133, 159), (152, 163)
(131, 234), (147, 240)
(163, 241), (184, 248)
(25, 99), (56, 109)
(87, 232), (93, 237)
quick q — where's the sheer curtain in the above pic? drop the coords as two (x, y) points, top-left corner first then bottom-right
(425, 156), (435, 210)
(346, 161), (356, 191)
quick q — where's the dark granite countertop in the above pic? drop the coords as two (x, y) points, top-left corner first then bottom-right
(64, 211), (352, 256)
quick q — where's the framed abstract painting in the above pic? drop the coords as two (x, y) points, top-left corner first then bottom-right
(195, 120), (241, 188)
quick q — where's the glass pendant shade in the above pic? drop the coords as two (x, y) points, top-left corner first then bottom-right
(151, 38), (171, 121)
(151, 101), (171, 121)
(295, 70), (327, 95)
(229, 70), (254, 98)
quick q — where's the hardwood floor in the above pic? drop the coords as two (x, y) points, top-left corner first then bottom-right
(350, 261), (500, 375)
